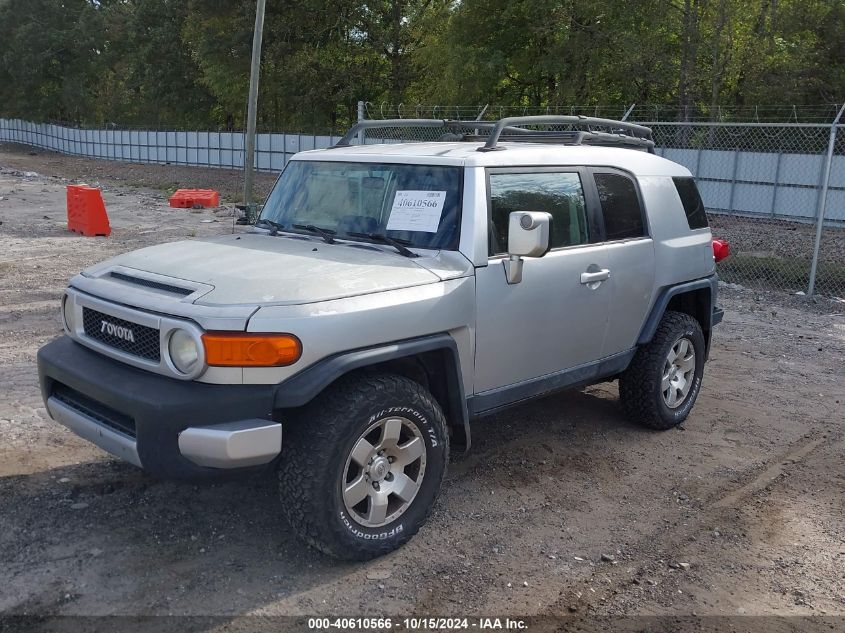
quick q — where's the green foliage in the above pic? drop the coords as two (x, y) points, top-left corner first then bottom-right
(0, 0), (842, 130)
(0, 0), (105, 122)
(123, 0), (218, 126)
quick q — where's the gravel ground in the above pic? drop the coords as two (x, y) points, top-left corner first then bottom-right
(0, 142), (278, 203)
(709, 213), (845, 298)
(1, 149), (845, 630)
(709, 214), (845, 265)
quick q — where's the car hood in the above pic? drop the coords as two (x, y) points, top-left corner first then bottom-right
(81, 233), (462, 306)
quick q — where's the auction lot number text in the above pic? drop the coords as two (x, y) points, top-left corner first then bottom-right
(308, 618), (528, 630)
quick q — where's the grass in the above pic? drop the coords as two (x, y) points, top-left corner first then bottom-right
(719, 254), (845, 297)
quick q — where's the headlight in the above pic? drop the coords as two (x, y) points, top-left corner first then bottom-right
(168, 329), (200, 374)
(61, 294), (74, 332)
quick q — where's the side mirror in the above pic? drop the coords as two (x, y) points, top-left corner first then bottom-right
(504, 211), (551, 284)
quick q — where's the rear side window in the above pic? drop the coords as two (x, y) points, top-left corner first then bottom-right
(594, 173), (646, 240)
(488, 172), (589, 255)
(673, 177), (709, 229)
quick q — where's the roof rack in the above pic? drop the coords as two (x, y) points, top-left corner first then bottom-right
(333, 115), (655, 153)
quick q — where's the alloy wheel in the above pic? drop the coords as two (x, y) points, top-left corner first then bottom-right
(661, 336), (696, 408)
(341, 416), (427, 527)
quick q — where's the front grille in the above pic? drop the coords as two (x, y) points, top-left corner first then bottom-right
(82, 307), (160, 361)
(109, 271), (193, 296)
(52, 383), (136, 438)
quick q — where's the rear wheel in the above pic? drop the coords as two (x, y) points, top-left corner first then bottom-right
(278, 373), (449, 560)
(619, 311), (705, 430)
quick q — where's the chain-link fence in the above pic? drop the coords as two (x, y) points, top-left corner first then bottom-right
(2, 105), (844, 299)
(648, 121), (845, 299)
(361, 102), (843, 123)
(354, 104), (845, 300)
(0, 119), (345, 171)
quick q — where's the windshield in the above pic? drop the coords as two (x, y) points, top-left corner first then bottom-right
(260, 161), (463, 250)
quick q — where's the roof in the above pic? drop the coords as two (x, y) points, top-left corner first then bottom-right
(294, 142), (692, 177)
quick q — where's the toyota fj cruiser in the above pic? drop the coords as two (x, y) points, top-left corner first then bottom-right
(37, 116), (726, 560)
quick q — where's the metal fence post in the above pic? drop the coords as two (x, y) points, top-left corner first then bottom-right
(694, 144), (703, 179)
(357, 101), (365, 145)
(807, 103), (845, 297)
(770, 150), (783, 218)
(243, 0), (267, 220)
(727, 150), (739, 213)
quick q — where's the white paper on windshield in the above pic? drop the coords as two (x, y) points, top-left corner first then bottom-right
(386, 190), (446, 233)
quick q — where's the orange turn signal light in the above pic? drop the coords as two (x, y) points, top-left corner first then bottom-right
(202, 332), (302, 367)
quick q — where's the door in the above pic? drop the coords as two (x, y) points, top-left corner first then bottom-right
(474, 169), (612, 396)
(590, 170), (656, 355)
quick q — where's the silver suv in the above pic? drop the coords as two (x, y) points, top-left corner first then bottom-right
(37, 116), (725, 559)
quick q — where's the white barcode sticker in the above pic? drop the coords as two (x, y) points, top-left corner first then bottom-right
(386, 190), (446, 233)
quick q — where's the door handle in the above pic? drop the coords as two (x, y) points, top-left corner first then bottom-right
(580, 269), (611, 285)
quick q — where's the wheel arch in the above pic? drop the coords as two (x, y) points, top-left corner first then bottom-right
(637, 276), (718, 355)
(273, 334), (471, 451)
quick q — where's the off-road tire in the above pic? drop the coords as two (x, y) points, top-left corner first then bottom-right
(278, 372), (449, 560)
(619, 311), (706, 430)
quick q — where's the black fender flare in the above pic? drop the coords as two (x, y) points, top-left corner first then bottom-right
(637, 275), (719, 351)
(273, 333), (471, 450)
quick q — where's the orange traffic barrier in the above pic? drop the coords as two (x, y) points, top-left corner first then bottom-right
(66, 185), (111, 237)
(169, 189), (220, 208)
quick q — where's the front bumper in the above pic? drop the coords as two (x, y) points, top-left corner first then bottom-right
(38, 336), (281, 479)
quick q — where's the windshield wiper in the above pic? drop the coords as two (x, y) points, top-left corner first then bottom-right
(292, 224), (336, 244)
(346, 232), (419, 258)
(255, 218), (285, 236)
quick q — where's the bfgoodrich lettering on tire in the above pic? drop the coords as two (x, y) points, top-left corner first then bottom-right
(278, 372), (449, 560)
(619, 310), (706, 430)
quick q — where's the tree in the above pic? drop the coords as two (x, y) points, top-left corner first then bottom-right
(121, 0), (217, 127)
(0, 0), (107, 122)
(0, 0), (842, 129)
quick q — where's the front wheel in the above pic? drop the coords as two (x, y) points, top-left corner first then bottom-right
(278, 373), (449, 560)
(619, 311), (706, 430)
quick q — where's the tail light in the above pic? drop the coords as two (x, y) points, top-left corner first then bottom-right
(712, 239), (730, 263)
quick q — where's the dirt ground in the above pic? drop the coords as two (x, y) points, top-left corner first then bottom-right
(1, 146), (845, 629)
(0, 142), (278, 203)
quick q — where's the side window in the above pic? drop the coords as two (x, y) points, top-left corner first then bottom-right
(673, 177), (709, 229)
(594, 173), (646, 241)
(489, 172), (589, 255)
